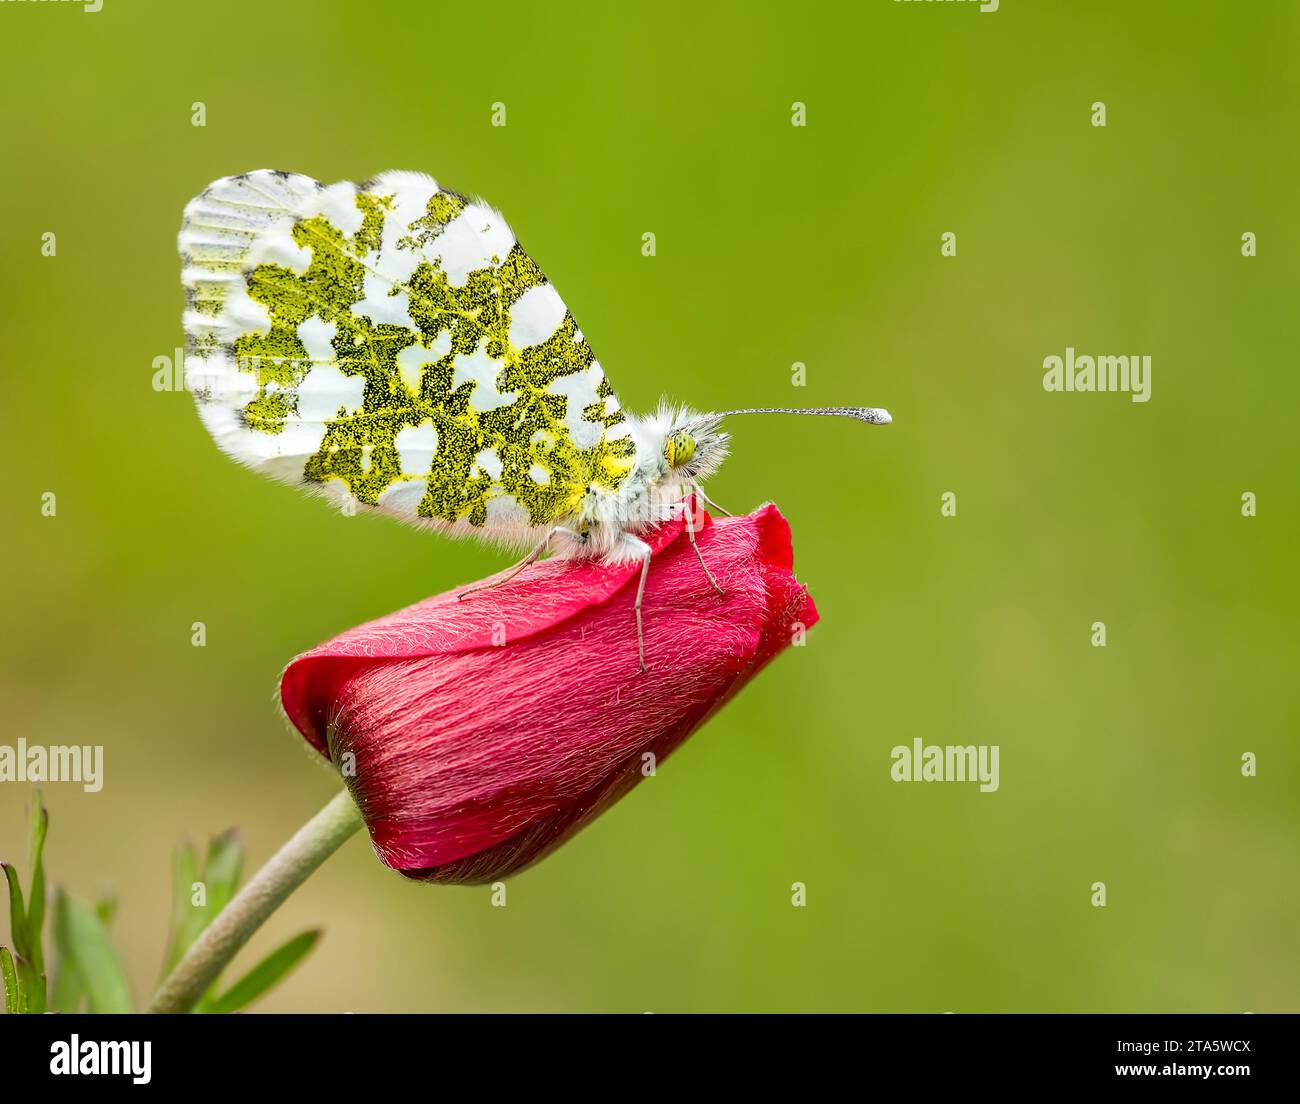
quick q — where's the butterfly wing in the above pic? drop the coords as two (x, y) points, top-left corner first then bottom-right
(180, 170), (636, 545)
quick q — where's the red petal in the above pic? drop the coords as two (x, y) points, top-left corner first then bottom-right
(280, 510), (701, 754)
(279, 503), (818, 882)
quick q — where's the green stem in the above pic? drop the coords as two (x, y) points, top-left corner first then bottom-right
(146, 789), (362, 1014)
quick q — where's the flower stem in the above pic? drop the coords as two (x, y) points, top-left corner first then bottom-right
(146, 788), (362, 1014)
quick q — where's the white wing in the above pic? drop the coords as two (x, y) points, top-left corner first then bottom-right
(180, 170), (635, 541)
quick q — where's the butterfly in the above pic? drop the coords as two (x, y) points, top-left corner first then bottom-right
(180, 170), (891, 668)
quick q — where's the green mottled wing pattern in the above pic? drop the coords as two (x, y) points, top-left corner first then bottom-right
(179, 170), (635, 541)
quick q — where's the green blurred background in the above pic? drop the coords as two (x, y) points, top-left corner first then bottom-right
(2, 0), (1297, 1012)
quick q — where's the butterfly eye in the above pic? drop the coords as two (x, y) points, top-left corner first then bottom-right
(665, 432), (696, 468)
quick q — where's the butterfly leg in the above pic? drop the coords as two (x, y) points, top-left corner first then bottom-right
(621, 533), (653, 673)
(692, 483), (733, 517)
(457, 527), (580, 601)
(681, 492), (725, 597)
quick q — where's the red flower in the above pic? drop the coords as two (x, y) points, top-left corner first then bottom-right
(280, 503), (817, 884)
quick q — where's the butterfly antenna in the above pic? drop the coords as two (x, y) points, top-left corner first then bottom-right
(715, 405), (892, 426)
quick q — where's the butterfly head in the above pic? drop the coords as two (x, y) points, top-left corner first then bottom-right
(661, 411), (730, 483)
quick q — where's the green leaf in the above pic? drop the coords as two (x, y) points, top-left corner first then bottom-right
(54, 891), (132, 1013)
(26, 792), (48, 976)
(204, 930), (320, 1015)
(190, 831), (245, 1008)
(0, 947), (19, 1013)
(1, 863), (29, 963)
(159, 830), (244, 998)
(50, 957), (82, 1013)
(14, 953), (45, 1014)
(161, 838), (200, 977)
(202, 830), (243, 924)
(54, 892), (119, 1013)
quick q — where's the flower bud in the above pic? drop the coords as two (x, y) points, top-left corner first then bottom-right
(280, 504), (817, 883)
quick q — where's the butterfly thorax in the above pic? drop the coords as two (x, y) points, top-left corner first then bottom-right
(561, 404), (730, 563)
